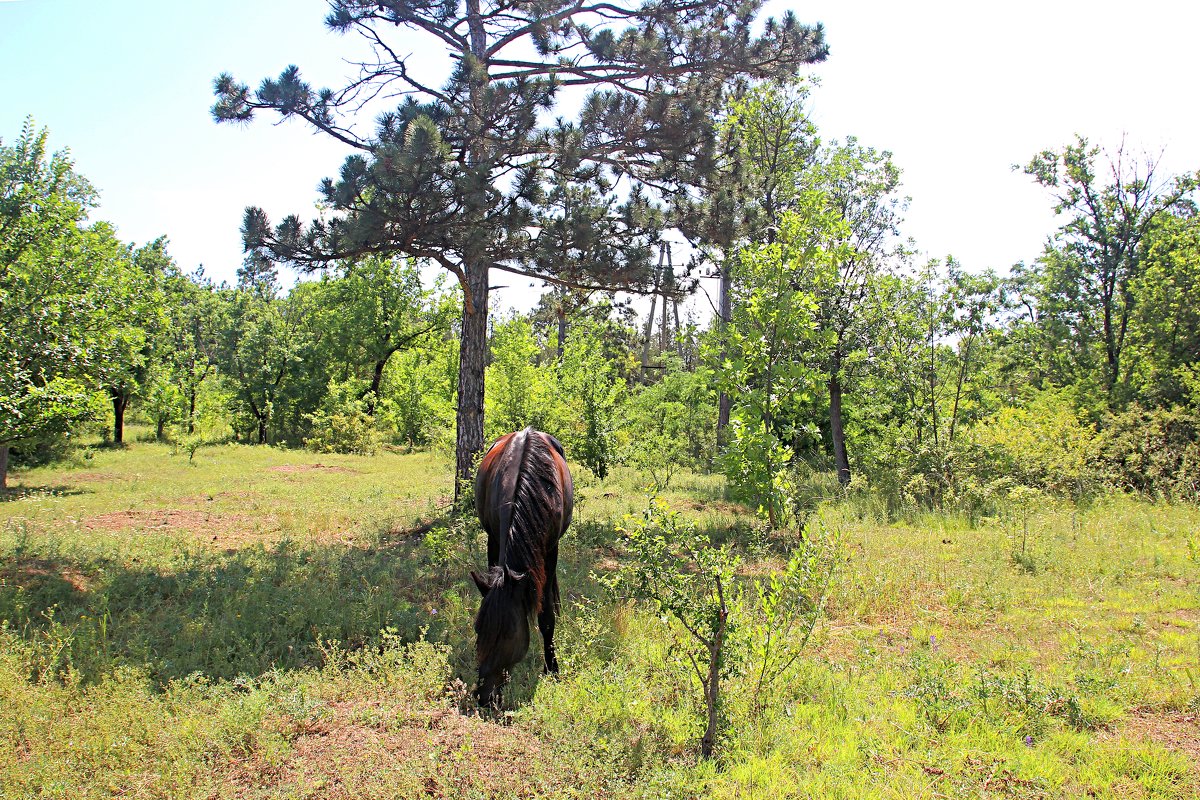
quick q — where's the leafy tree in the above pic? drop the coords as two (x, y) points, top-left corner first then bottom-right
(559, 314), (627, 480)
(484, 315), (560, 439)
(99, 238), (170, 444)
(1126, 211), (1200, 406)
(318, 256), (455, 412)
(217, 278), (324, 445)
(212, 0), (828, 486)
(1023, 136), (1200, 399)
(804, 137), (904, 483)
(942, 261), (1003, 444)
(159, 265), (224, 436)
(1, 120), (116, 486)
(379, 334), (458, 449)
(624, 356), (716, 487)
(679, 80), (819, 438)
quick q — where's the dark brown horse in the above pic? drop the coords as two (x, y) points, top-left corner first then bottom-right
(471, 427), (573, 708)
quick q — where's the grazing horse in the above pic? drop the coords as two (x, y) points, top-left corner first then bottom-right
(471, 427), (573, 707)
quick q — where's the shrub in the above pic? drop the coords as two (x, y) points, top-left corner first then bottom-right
(303, 379), (378, 456)
(968, 389), (1101, 498)
(1096, 404), (1200, 501)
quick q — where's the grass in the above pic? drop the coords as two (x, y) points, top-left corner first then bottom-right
(2, 430), (1198, 798)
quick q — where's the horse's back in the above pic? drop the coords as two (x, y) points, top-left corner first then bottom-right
(475, 428), (572, 547)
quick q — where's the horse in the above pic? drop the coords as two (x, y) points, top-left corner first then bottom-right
(471, 427), (573, 708)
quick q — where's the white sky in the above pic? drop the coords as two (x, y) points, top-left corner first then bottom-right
(3, 0), (1199, 315)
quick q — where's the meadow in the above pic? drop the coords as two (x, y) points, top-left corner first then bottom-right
(1, 433), (1197, 799)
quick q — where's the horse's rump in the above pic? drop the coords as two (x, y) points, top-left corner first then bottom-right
(474, 427), (571, 612)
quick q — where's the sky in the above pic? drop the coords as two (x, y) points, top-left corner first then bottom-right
(3, 0), (1199, 314)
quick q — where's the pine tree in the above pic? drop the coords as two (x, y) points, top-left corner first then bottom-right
(213, 0), (827, 483)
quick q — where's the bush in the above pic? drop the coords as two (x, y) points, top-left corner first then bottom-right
(1096, 405), (1200, 501)
(860, 390), (1103, 516)
(303, 379), (378, 456)
(967, 389), (1101, 499)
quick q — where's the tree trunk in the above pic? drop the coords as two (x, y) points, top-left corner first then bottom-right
(700, 581), (728, 759)
(716, 263), (733, 442)
(257, 415), (267, 445)
(828, 372), (851, 486)
(0, 444), (8, 491)
(156, 418), (166, 441)
(186, 388), (197, 435)
(556, 305), (567, 362)
(367, 357), (388, 414)
(111, 389), (128, 444)
(455, 263), (490, 492)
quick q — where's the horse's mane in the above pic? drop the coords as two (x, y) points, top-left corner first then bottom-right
(482, 428), (560, 614)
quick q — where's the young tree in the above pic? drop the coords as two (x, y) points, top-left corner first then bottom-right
(1127, 211), (1200, 406)
(217, 274), (324, 445)
(1023, 136), (1200, 399)
(678, 80), (820, 439)
(718, 193), (848, 527)
(160, 265), (224, 436)
(212, 0), (828, 485)
(99, 238), (170, 444)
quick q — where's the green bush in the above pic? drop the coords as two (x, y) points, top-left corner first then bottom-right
(303, 379), (378, 456)
(1096, 404), (1200, 501)
(967, 389), (1101, 499)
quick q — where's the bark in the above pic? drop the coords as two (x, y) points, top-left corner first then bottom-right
(111, 389), (128, 444)
(0, 444), (8, 491)
(716, 263), (733, 441)
(700, 577), (729, 759)
(556, 305), (567, 362)
(368, 357), (387, 414)
(948, 335), (974, 444)
(454, 0), (490, 493)
(186, 388), (197, 434)
(156, 418), (166, 441)
(455, 263), (489, 490)
(828, 372), (851, 485)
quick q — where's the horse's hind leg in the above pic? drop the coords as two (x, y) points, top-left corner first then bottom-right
(538, 544), (560, 674)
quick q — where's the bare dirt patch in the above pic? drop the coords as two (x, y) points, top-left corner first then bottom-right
(65, 471), (118, 483)
(678, 498), (750, 516)
(268, 464), (359, 475)
(220, 705), (570, 799)
(83, 509), (279, 548)
(0, 558), (92, 593)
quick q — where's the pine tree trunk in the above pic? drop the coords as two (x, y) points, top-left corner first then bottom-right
(556, 305), (567, 362)
(455, 263), (489, 491)
(0, 444), (8, 491)
(829, 372), (851, 486)
(111, 389), (127, 444)
(716, 263), (733, 442)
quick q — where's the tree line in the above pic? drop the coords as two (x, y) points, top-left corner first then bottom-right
(4, 0), (1199, 512)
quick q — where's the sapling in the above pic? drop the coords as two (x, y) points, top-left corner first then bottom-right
(602, 497), (839, 758)
(602, 497), (740, 758)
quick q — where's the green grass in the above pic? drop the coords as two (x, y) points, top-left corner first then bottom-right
(2, 433), (1198, 798)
